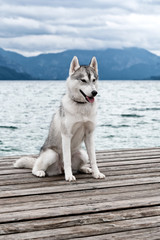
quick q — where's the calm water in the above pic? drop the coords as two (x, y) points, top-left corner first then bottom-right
(0, 81), (160, 156)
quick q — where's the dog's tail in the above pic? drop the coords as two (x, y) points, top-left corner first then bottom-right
(14, 156), (37, 169)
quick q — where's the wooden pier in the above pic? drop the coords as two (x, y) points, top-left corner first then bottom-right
(0, 147), (160, 239)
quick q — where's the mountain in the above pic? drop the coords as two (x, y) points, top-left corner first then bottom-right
(0, 66), (33, 80)
(0, 48), (34, 80)
(0, 47), (160, 80)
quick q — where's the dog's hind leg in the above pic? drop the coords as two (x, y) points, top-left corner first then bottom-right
(32, 149), (59, 177)
(72, 149), (92, 174)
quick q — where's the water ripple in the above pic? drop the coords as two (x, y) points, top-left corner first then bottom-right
(121, 114), (143, 118)
(1, 81), (160, 156)
(129, 107), (160, 111)
(0, 126), (18, 130)
(100, 124), (130, 128)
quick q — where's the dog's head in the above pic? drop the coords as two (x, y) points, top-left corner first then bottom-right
(67, 56), (98, 103)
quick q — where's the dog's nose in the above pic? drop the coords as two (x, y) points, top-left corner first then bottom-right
(92, 90), (98, 97)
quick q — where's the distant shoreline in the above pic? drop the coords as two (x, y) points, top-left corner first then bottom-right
(1, 47), (160, 80)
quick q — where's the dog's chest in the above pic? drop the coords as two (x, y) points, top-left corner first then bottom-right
(71, 123), (85, 149)
(71, 121), (95, 148)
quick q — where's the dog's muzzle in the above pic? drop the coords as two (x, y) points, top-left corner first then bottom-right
(79, 89), (97, 103)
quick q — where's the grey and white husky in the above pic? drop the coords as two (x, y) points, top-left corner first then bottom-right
(14, 56), (105, 181)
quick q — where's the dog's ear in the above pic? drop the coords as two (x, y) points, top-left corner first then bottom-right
(69, 56), (80, 76)
(90, 56), (98, 74)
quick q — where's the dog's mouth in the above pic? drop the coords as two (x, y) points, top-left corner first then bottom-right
(79, 89), (94, 103)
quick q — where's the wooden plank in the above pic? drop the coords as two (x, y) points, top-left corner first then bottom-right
(72, 227), (160, 240)
(0, 182), (159, 206)
(1, 159), (160, 177)
(0, 154), (37, 161)
(2, 151), (160, 164)
(98, 150), (160, 158)
(98, 162), (160, 171)
(1, 188), (160, 215)
(1, 216), (160, 240)
(1, 153), (160, 170)
(97, 158), (160, 166)
(0, 169), (31, 175)
(0, 148), (160, 239)
(1, 147), (160, 161)
(96, 155), (160, 162)
(1, 176), (160, 198)
(1, 183), (159, 206)
(0, 158), (160, 176)
(0, 162), (160, 182)
(2, 155), (160, 169)
(1, 171), (160, 191)
(0, 195), (160, 223)
(0, 206), (159, 235)
(1, 150), (160, 164)
(96, 146), (160, 153)
(0, 170), (160, 188)
(0, 167), (159, 186)
(1, 147), (160, 163)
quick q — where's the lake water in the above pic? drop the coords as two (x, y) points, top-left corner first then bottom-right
(0, 80), (160, 156)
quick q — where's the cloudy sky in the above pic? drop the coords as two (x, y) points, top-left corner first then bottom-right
(0, 0), (160, 56)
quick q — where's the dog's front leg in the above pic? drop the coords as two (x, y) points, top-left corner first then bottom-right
(61, 134), (76, 182)
(85, 132), (105, 179)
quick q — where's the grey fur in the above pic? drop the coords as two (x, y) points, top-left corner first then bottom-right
(41, 114), (58, 152)
(59, 102), (65, 117)
(71, 66), (98, 82)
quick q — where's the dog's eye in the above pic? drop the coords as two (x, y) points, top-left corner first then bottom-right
(81, 79), (87, 83)
(93, 79), (96, 82)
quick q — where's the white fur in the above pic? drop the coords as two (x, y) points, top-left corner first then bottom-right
(14, 157), (36, 169)
(14, 56), (105, 182)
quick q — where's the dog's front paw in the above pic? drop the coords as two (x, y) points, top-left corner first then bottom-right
(79, 166), (92, 174)
(32, 170), (45, 177)
(65, 174), (76, 182)
(92, 171), (105, 179)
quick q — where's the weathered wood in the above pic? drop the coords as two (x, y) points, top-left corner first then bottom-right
(98, 158), (160, 166)
(1, 172), (160, 192)
(72, 227), (160, 240)
(1, 147), (160, 163)
(0, 216), (160, 240)
(1, 154), (160, 171)
(1, 150), (160, 164)
(1, 163), (160, 184)
(1, 157), (160, 175)
(96, 146), (160, 153)
(0, 183), (159, 206)
(0, 206), (159, 235)
(0, 169), (31, 175)
(0, 146), (160, 160)
(1, 195), (160, 223)
(1, 176), (160, 199)
(2, 154), (160, 166)
(1, 188), (160, 216)
(0, 147), (160, 239)
(0, 170), (160, 188)
(1, 159), (160, 176)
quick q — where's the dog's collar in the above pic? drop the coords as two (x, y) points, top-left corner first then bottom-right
(72, 99), (87, 104)
(71, 97), (87, 104)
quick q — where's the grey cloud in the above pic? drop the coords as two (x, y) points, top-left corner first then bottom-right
(0, 0), (160, 56)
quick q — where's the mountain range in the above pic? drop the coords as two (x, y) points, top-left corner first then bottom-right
(0, 47), (160, 80)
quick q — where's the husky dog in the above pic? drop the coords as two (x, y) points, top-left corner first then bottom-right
(14, 56), (105, 181)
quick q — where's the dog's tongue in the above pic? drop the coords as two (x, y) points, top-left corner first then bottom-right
(86, 96), (94, 103)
